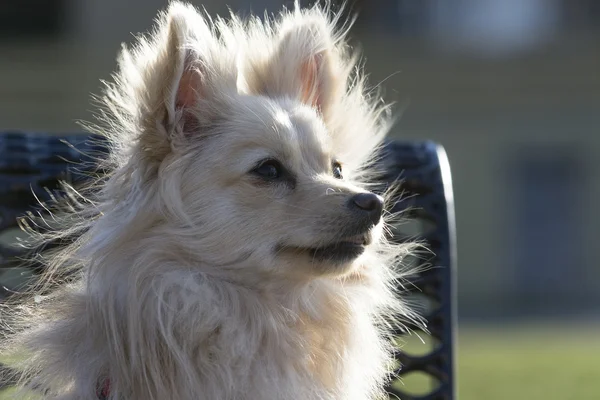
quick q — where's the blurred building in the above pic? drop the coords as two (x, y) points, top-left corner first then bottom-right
(0, 0), (598, 320)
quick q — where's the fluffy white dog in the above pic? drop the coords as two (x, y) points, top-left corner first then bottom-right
(5, 2), (418, 399)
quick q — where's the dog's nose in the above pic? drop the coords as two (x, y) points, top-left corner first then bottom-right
(349, 192), (384, 225)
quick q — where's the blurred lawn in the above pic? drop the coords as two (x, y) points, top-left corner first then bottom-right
(1, 323), (598, 399)
(395, 322), (600, 400)
(455, 323), (600, 400)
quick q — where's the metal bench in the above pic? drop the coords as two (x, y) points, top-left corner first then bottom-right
(0, 131), (457, 400)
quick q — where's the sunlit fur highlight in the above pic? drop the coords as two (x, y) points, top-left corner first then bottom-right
(2, 2), (421, 399)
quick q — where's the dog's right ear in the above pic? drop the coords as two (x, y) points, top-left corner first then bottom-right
(115, 2), (218, 160)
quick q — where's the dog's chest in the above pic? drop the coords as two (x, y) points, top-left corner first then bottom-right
(263, 293), (379, 399)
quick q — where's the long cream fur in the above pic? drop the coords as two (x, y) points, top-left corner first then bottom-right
(3, 2), (419, 399)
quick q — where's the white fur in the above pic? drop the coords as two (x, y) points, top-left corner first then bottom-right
(3, 2), (419, 399)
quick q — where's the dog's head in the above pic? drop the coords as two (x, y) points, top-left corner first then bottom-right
(101, 2), (393, 279)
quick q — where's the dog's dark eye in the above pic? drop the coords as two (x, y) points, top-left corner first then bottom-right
(252, 159), (283, 180)
(332, 161), (343, 179)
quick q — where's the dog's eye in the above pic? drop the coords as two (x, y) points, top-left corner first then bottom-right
(252, 159), (283, 180)
(332, 161), (343, 179)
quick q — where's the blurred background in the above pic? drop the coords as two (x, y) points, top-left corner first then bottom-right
(0, 0), (599, 399)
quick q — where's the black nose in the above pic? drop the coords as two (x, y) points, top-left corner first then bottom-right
(349, 192), (384, 225)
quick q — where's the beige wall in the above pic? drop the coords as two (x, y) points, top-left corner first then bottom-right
(357, 36), (600, 314)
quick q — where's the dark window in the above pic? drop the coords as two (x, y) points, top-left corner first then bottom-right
(509, 146), (588, 315)
(0, 0), (67, 39)
(352, 0), (430, 36)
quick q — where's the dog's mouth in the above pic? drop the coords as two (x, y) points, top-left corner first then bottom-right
(278, 234), (371, 264)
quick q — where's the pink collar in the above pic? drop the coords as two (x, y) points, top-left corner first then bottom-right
(97, 379), (110, 399)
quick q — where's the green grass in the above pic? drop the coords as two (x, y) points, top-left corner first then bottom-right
(455, 323), (600, 400)
(391, 322), (600, 400)
(1, 323), (598, 399)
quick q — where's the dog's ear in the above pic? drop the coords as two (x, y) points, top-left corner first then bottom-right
(115, 2), (221, 159)
(249, 15), (347, 118)
(158, 6), (205, 131)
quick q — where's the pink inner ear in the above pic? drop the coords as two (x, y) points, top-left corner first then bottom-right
(300, 53), (324, 110)
(176, 67), (203, 110)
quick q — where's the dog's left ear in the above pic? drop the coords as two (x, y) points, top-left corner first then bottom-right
(249, 15), (347, 118)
